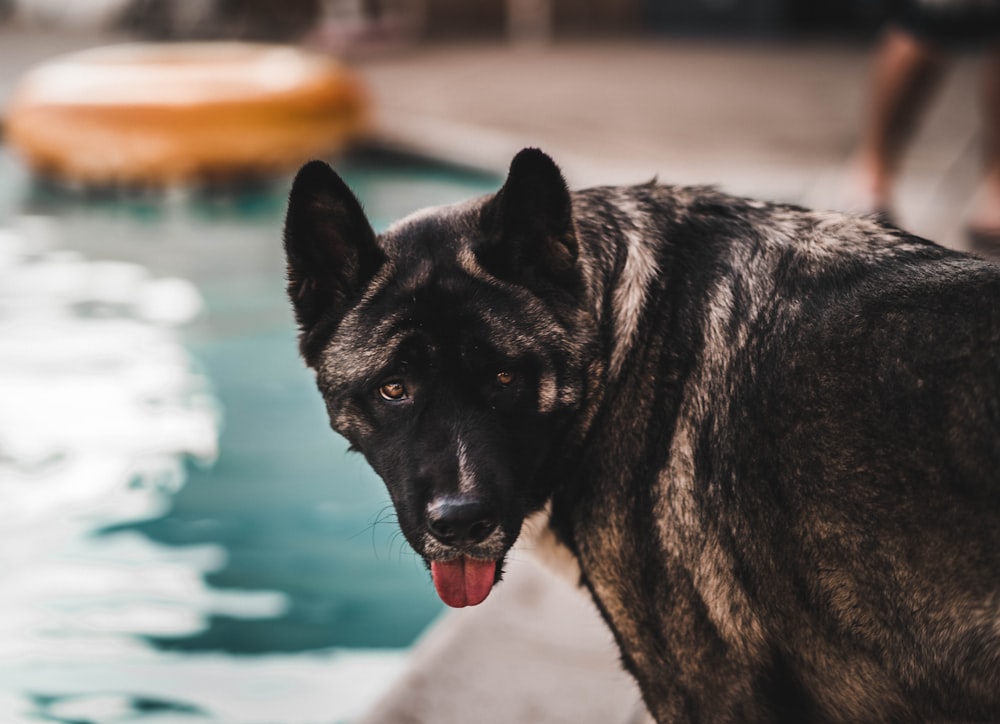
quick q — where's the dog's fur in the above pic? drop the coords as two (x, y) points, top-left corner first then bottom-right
(284, 148), (1000, 723)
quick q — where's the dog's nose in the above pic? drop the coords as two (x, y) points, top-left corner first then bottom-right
(426, 496), (498, 547)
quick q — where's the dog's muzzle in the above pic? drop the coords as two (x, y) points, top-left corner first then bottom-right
(424, 494), (505, 608)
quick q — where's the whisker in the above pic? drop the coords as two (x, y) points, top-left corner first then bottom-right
(345, 504), (400, 563)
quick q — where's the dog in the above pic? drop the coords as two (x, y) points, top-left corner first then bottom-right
(283, 148), (1000, 723)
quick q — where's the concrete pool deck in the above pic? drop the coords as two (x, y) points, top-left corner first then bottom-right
(0, 26), (991, 724)
(360, 554), (651, 724)
(357, 38), (988, 252)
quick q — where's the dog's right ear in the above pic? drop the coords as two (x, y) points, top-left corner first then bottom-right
(284, 160), (384, 362)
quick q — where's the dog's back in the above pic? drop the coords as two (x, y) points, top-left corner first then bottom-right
(558, 183), (1000, 722)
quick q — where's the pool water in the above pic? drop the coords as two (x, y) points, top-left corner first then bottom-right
(0, 149), (500, 723)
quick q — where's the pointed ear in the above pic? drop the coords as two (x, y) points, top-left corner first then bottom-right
(477, 148), (580, 293)
(283, 160), (384, 362)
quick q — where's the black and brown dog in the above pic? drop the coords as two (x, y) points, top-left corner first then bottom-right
(284, 148), (1000, 723)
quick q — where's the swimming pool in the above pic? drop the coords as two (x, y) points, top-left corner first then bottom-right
(0, 148), (500, 723)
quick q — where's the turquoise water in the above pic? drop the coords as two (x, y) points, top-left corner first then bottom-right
(0, 150), (499, 722)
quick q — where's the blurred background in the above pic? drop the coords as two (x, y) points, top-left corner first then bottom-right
(0, 1), (992, 723)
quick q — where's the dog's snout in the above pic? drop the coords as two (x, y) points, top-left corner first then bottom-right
(426, 496), (498, 547)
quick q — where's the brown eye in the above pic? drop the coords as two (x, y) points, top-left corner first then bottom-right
(379, 381), (407, 401)
(496, 371), (514, 386)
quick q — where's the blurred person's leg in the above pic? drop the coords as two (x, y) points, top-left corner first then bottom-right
(969, 46), (1000, 239)
(858, 26), (950, 218)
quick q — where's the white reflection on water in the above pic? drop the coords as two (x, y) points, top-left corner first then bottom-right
(0, 220), (405, 723)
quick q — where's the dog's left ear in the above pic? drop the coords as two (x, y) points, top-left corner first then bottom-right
(477, 148), (579, 294)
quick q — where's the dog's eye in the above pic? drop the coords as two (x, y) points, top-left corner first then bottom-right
(496, 371), (514, 386)
(379, 381), (408, 401)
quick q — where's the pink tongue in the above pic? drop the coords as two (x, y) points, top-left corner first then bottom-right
(430, 558), (497, 608)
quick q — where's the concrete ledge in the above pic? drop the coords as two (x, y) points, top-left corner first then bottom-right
(359, 554), (652, 724)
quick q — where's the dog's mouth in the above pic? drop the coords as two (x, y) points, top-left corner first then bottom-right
(429, 557), (498, 608)
(416, 497), (514, 608)
(422, 538), (508, 608)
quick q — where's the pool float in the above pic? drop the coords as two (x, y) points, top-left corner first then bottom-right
(3, 42), (371, 186)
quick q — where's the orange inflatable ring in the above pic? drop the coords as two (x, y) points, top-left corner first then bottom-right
(4, 42), (371, 186)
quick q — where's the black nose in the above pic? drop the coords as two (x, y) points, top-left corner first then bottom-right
(427, 496), (498, 547)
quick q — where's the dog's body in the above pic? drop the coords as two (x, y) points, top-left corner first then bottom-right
(284, 149), (1000, 722)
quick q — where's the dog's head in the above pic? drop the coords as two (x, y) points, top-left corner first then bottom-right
(283, 149), (597, 607)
